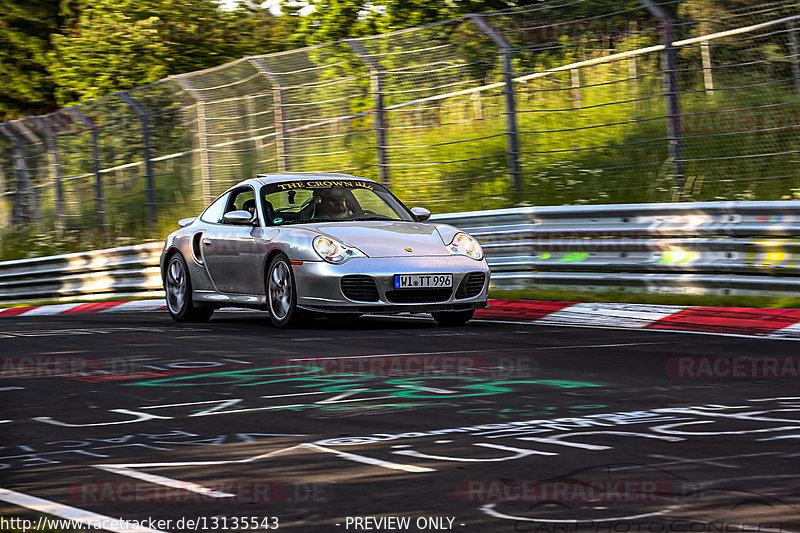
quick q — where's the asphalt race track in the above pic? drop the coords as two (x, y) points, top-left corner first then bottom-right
(1, 310), (799, 532)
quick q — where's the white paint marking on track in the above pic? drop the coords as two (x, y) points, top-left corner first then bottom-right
(95, 466), (235, 498)
(0, 420), (10, 423)
(480, 501), (667, 523)
(648, 453), (738, 468)
(93, 442), (432, 497)
(609, 451), (782, 471)
(0, 487), (169, 533)
(94, 444), (306, 470)
(303, 443), (435, 473)
(288, 348), (521, 361)
(527, 341), (674, 351)
(260, 391), (329, 399)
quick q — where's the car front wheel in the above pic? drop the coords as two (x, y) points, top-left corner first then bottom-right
(267, 253), (300, 328)
(431, 309), (475, 327)
(165, 253), (214, 322)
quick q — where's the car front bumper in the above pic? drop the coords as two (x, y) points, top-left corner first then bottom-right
(292, 255), (489, 313)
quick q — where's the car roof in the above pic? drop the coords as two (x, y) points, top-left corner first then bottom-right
(251, 172), (376, 186)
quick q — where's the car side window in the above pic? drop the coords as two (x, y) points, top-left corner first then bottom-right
(199, 193), (229, 224)
(224, 188), (259, 224)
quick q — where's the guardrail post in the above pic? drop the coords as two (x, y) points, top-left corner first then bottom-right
(345, 41), (391, 188)
(639, 0), (687, 198)
(172, 75), (214, 204)
(246, 57), (291, 172)
(117, 91), (157, 225)
(789, 20), (800, 95)
(469, 14), (523, 203)
(35, 115), (65, 233)
(66, 108), (105, 228)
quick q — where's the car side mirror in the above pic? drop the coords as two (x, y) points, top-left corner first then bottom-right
(222, 210), (255, 225)
(410, 207), (431, 222)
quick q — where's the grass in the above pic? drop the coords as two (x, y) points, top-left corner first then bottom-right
(488, 288), (800, 309)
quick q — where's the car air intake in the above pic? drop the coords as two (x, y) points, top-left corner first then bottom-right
(385, 288), (452, 303)
(341, 275), (380, 302)
(455, 272), (486, 299)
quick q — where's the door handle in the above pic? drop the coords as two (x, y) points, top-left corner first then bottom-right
(202, 238), (212, 247)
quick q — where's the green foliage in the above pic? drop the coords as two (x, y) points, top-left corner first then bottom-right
(48, 0), (288, 107)
(0, 0), (78, 117)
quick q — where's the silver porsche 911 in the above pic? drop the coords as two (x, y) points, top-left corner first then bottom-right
(160, 173), (489, 328)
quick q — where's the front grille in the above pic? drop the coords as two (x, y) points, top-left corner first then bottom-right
(455, 272), (486, 299)
(385, 288), (452, 303)
(341, 275), (379, 302)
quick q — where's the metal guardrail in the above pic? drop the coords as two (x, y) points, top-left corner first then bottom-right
(439, 201), (800, 294)
(0, 242), (163, 302)
(1, 200), (799, 303)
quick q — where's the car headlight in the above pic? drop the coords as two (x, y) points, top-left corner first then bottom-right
(313, 235), (366, 264)
(448, 232), (484, 260)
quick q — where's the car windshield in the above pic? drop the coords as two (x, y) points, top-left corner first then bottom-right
(260, 180), (415, 226)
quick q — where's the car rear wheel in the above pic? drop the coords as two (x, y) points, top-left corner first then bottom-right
(165, 253), (214, 322)
(431, 309), (475, 327)
(267, 253), (300, 328)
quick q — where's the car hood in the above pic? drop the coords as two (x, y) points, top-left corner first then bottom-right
(310, 220), (451, 258)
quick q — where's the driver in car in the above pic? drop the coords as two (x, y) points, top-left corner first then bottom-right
(315, 188), (350, 219)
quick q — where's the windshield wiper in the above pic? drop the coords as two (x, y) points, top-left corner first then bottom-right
(349, 215), (395, 221)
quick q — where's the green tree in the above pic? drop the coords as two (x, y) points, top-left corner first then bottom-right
(48, 0), (288, 107)
(0, 0), (77, 118)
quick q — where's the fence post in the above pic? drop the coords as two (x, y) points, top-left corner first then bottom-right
(629, 57), (640, 119)
(66, 108), (105, 228)
(172, 75), (213, 204)
(700, 42), (714, 96)
(344, 41), (391, 187)
(246, 94), (264, 156)
(571, 69), (583, 108)
(789, 20), (800, 96)
(0, 162), (7, 228)
(639, 0), (687, 198)
(9, 120), (45, 227)
(468, 14), (523, 203)
(246, 57), (290, 172)
(34, 115), (64, 233)
(0, 124), (29, 224)
(117, 91), (157, 225)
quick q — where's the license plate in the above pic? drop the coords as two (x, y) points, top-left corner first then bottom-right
(394, 274), (453, 289)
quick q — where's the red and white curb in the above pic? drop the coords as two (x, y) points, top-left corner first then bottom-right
(478, 300), (800, 340)
(0, 300), (167, 317)
(2, 299), (800, 340)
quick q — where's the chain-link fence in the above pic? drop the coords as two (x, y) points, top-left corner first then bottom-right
(1, 0), (799, 257)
